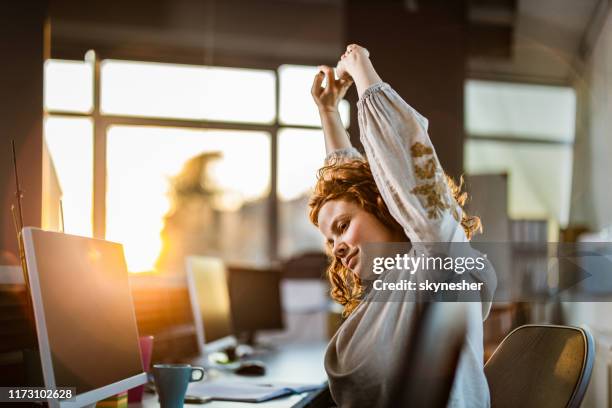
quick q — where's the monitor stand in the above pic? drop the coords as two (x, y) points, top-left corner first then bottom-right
(238, 331), (275, 353)
(241, 331), (257, 347)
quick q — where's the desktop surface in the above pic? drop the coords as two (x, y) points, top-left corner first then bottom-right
(131, 341), (328, 408)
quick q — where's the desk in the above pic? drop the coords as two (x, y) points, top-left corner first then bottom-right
(131, 341), (328, 408)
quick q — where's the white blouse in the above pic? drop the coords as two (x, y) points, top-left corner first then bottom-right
(323, 82), (496, 407)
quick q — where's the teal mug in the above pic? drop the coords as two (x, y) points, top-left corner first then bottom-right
(153, 364), (206, 408)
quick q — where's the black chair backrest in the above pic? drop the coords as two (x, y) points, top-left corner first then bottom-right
(387, 302), (468, 408)
(281, 251), (329, 280)
(485, 324), (595, 408)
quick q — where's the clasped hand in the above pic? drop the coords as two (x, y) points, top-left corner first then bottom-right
(311, 65), (352, 114)
(311, 44), (371, 113)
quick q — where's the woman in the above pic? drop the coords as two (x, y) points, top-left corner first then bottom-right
(309, 44), (495, 407)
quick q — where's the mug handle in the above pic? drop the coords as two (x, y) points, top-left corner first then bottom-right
(190, 367), (206, 382)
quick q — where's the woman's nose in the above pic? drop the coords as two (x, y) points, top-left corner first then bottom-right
(333, 241), (348, 258)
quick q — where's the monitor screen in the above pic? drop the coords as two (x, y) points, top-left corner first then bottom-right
(23, 228), (144, 397)
(227, 266), (284, 334)
(186, 256), (234, 349)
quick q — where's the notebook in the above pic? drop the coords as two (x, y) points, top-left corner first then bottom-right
(187, 381), (324, 403)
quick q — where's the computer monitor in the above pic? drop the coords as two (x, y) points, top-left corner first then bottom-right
(22, 228), (147, 408)
(227, 265), (284, 345)
(185, 256), (236, 354)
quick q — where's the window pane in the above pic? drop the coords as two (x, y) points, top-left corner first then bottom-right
(101, 60), (275, 123)
(465, 80), (576, 142)
(43, 117), (93, 237)
(44, 60), (93, 113)
(106, 126), (271, 273)
(279, 65), (350, 127)
(278, 128), (326, 258)
(465, 140), (573, 226)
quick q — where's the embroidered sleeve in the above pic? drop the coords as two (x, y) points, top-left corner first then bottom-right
(357, 83), (464, 243)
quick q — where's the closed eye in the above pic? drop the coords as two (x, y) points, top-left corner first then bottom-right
(324, 216), (350, 248)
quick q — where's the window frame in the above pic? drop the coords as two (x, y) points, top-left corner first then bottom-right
(463, 78), (576, 227)
(45, 53), (334, 264)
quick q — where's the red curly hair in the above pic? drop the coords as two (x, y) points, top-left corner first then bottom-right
(309, 158), (481, 317)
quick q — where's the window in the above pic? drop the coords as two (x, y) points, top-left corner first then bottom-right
(277, 128), (326, 257)
(43, 116), (93, 237)
(101, 60), (276, 123)
(465, 81), (575, 142)
(106, 126), (270, 272)
(279, 65), (349, 126)
(465, 140), (573, 223)
(44, 60), (93, 113)
(277, 65), (350, 258)
(464, 80), (576, 227)
(43, 57), (348, 272)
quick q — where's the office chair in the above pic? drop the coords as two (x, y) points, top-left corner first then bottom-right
(485, 324), (595, 408)
(387, 302), (468, 408)
(281, 251), (329, 279)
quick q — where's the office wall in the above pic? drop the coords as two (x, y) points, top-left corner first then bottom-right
(0, 3), (46, 265)
(345, 1), (467, 179)
(564, 7), (612, 407)
(570, 6), (612, 231)
(49, 0), (345, 67)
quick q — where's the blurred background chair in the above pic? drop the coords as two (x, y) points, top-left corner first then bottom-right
(485, 325), (594, 408)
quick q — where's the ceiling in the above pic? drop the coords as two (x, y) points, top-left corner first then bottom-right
(468, 0), (603, 84)
(49, 0), (608, 84)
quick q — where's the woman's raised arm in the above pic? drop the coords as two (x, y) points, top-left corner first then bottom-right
(338, 44), (464, 243)
(311, 65), (354, 155)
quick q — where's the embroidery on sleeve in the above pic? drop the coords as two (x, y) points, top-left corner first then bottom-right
(409, 142), (453, 220)
(413, 158), (436, 179)
(410, 142), (433, 158)
(410, 182), (450, 219)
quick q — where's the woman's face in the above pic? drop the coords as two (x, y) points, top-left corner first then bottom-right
(318, 199), (400, 277)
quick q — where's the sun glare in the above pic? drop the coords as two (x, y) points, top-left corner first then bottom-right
(101, 60), (276, 123)
(44, 58), (339, 273)
(43, 116), (93, 237)
(105, 126), (270, 273)
(278, 128), (326, 201)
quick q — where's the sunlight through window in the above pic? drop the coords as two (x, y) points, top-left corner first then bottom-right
(277, 128), (327, 258)
(44, 57), (351, 270)
(279, 64), (350, 127)
(101, 60), (276, 123)
(106, 126), (270, 272)
(43, 116), (93, 237)
(44, 59), (93, 113)
(278, 128), (326, 201)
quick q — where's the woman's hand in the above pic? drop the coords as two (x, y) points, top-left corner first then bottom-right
(311, 65), (353, 113)
(336, 44), (370, 79)
(311, 66), (353, 153)
(335, 44), (382, 98)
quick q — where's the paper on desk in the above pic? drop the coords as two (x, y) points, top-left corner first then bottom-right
(187, 380), (323, 403)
